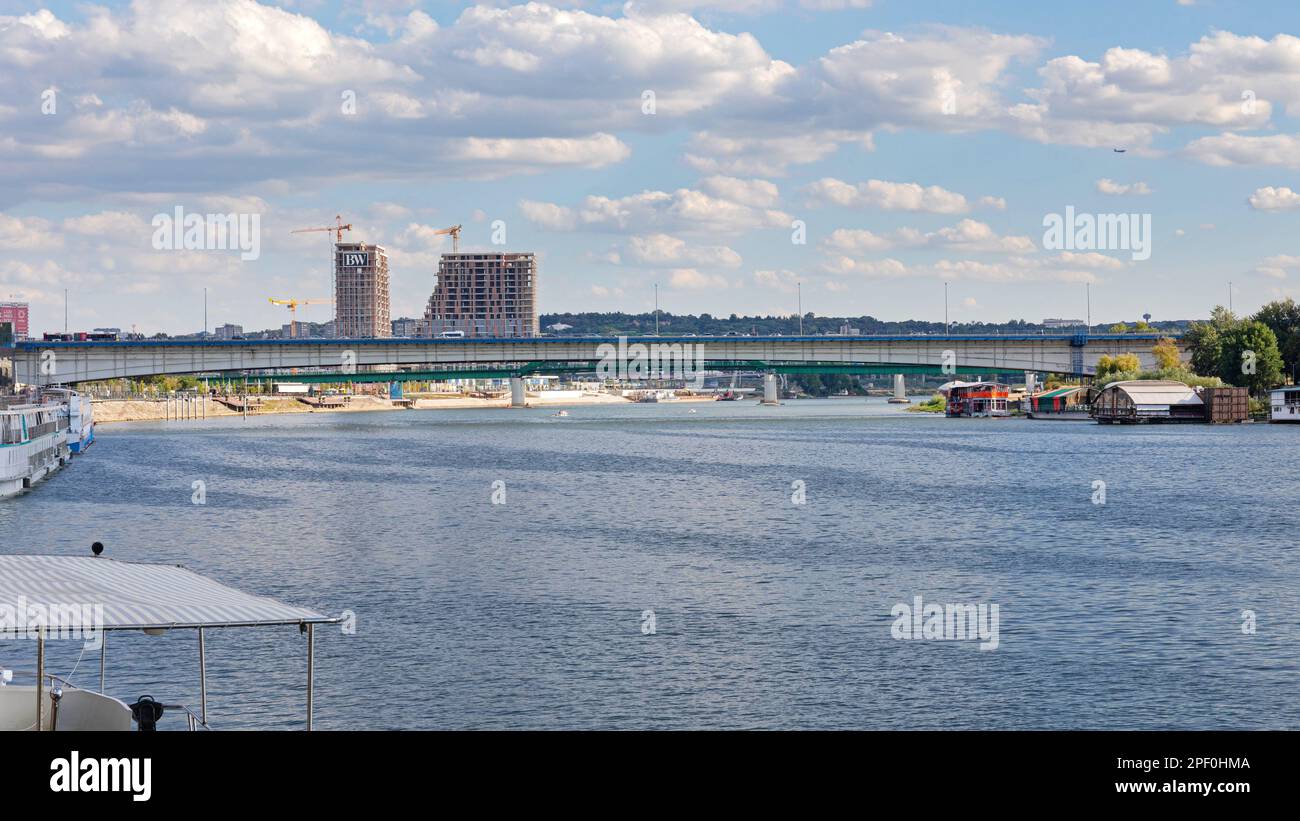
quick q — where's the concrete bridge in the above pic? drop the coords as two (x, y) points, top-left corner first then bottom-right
(7, 333), (1178, 386)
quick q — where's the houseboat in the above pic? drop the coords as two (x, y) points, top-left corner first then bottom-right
(1027, 386), (1096, 420)
(0, 402), (71, 498)
(1091, 380), (1204, 423)
(1269, 386), (1300, 423)
(940, 381), (1010, 417)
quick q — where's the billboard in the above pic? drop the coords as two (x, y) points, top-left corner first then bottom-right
(0, 302), (28, 340)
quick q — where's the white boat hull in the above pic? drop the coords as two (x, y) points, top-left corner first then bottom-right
(1, 403), (71, 499)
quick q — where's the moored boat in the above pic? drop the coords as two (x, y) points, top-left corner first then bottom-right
(41, 388), (95, 452)
(0, 402), (70, 499)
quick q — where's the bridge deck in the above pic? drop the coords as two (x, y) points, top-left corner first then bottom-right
(8, 333), (1181, 385)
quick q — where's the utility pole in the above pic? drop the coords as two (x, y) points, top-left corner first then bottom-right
(1228, 282), (1233, 314)
(204, 287), (208, 338)
(798, 282), (803, 335)
(1086, 282), (1091, 334)
(64, 288), (68, 334)
(944, 282), (949, 333)
(654, 283), (659, 335)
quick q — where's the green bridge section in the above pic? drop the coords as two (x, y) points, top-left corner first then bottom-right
(215, 360), (1029, 385)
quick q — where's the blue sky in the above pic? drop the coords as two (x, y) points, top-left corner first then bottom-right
(1, 0), (1298, 334)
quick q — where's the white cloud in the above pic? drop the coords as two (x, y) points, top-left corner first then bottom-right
(823, 219), (1034, 253)
(685, 132), (847, 177)
(1248, 186), (1300, 211)
(0, 214), (63, 249)
(450, 133), (630, 170)
(753, 268), (801, 292)
(698, 176), (781, 208)
(518, 200), (579, 231)
(668, 268), (729, 290)
(521, 185), (791, 235)
(625, 234), (743, 268)
(1185, 133), (1300, 168)
(822, 251), (1104, 283)
(804, 178), (974, 214)
(1255, 254), (1300, 280)
(1096, 178), (1152, 195)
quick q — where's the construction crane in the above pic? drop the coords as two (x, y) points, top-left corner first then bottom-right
(292, 215), (353, 243)
(291, 216), (352, 325)
(431, 224), (462, 253)
(269, 297), (331, 339)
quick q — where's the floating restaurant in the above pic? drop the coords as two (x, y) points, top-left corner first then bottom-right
(939, 381), (1010, 417)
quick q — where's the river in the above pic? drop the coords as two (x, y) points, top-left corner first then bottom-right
(3, 398), (1297, 729)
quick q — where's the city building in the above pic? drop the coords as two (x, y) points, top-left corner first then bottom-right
(1042, 318), (1086, 329)
(335, 243), (390, 338)
(391, 317), (420, 337)
(420, 252), (537, 338)
(0, 302), (30, 340)
(214, 323), (244, 340)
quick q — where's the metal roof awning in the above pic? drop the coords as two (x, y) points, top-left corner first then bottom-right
(1035, 387), (1082, 399)
(0, 555), (335, 631)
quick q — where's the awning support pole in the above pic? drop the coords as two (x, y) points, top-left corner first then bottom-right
(305, 623), (315, 732)
(36, 629), (45, 732)
(198, 627), (208, 726)
(99, 631), (107, 694)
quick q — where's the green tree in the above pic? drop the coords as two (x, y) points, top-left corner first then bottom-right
(1096, 353), (1140, 379)
(1108, 322), (1129, 334)
(1216, 320), (1283, 394)
(1184, 306), (1237, 376)
(1253, 298), (1300, 383)
(1152, 337), (1181, 370)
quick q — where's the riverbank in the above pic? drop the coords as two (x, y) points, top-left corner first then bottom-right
(93, 392), (635, 423)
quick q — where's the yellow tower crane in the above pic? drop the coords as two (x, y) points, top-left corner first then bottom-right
(269, 297), (332, 339)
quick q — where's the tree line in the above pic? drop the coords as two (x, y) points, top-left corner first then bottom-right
(1095, 299), (1300, 396)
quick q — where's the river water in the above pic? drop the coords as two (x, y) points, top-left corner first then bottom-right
(3, 398), (1298, 729)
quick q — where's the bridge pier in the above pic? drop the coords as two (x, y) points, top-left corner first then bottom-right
(888, 373), (910, 404)
(761, 373), (779, 405)
(509, 376), (526, 408)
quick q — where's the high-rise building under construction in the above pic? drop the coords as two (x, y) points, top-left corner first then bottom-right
(334, 243), (390, 338)
(420, 252), (537, 337)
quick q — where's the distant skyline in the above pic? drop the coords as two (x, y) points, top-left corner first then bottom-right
(2, 0), (1299, 335)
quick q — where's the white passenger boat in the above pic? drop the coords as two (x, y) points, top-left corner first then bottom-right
(41, 388), (95, 452)
(0, 555), (340, 731)
(0, 402), (70, 499)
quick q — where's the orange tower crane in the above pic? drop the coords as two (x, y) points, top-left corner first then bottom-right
(292, 215), (353, 243)
(291, 216), (353, 320)
(432, 225), (462, 253)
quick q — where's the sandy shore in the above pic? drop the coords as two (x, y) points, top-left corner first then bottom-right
(93, 392), (638, 423)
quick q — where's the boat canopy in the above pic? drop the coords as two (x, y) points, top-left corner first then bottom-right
(0, 555), (334, 631)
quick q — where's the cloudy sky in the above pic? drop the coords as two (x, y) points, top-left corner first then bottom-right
(1, 0), (1298, 335)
